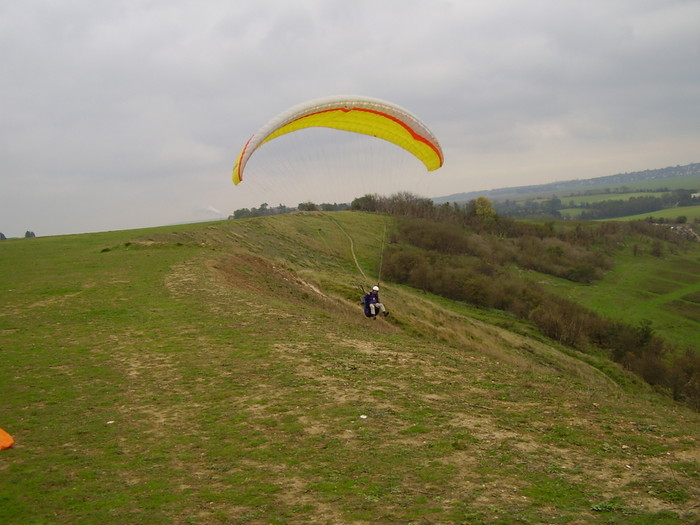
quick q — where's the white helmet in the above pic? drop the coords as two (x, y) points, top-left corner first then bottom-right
(372, 286), (379, 291)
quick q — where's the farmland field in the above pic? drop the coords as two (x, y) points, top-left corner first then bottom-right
(610, 204), (700, 223)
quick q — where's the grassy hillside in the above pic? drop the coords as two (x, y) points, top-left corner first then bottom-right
(530, 242), (700, 351)
(1, 213), (699, 524)
(607, 205), (700, 223)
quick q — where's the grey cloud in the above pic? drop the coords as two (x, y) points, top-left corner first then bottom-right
(1, 0), (698, 236)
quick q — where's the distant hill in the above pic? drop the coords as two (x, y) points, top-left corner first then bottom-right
(434, 162), (700, 204)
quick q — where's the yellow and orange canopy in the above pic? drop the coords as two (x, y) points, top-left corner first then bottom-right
(232, 95), (443, 185)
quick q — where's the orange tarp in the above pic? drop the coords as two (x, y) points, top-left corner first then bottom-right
(0, 427), (14, 450)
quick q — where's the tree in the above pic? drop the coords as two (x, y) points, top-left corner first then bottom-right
(298, 202), (318, 211)
(350, 194), (380, 212)
(474, 197), (497, 221)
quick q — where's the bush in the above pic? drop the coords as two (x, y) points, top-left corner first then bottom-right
(399, 218), (471, 255)
(529, 298), (591, 348)
(669, 350), (700, 410)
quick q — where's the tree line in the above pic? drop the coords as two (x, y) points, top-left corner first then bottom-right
(0, 231), (36, 240)
(229, 202), (349, 219)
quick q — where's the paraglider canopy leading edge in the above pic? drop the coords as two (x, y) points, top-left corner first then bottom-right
(232, 95), (444, 185)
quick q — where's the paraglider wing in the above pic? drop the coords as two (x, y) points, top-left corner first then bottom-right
(232, 95), (444, 185)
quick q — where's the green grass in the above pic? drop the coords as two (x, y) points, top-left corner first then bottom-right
(560, 203), (700, 221)
(530, 241), (700, 351)
(609, 204), (700, 222)
(1, 212), (699, 524)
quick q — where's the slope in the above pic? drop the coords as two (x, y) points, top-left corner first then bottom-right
(0, 212), (698, 524)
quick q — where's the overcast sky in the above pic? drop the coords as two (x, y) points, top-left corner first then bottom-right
(2, 0), (699, 237)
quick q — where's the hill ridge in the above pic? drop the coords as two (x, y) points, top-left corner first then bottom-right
(435, 161), (700, 203)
